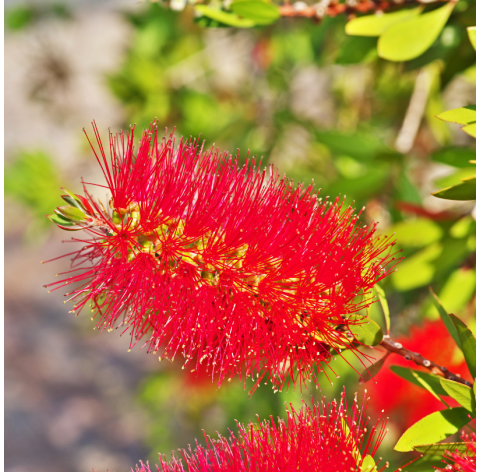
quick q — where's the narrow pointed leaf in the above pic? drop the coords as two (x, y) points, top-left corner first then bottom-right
(47, 213), (77, 226)
(450, 314), (476, 379)
(412, 371), (447, 404)
(378, 2), (455, 61)
(394, 407), (471, 452)
(391, 366), (445, 396)
(440, 378), (475, 413)
(374, 284), (390, 333)
(429, 288), (461, 349)
(345, 7), (421, 37)
(55, 205), (88, 222)
(432, 176), (476, 201)
(414, 442), (468, 455)
(359, 353), (389, 384)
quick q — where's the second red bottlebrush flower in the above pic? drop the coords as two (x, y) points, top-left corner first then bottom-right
(132, 392), (388, 472)
(45, 121), (397, 390)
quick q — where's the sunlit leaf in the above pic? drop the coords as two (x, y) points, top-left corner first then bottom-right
(230, 0), (280, 25)
(378, 2), (455, 61)
(360, 454), (377, 472)
(432, 176), (476, 201)
(388, 218), (442, 248)
(345, 7), (421, 37)
(394, 407), (471, 452)
(436, 106), (476, 126)
(195, 5), (255, 28)
(450, 314), (476, 379)
(462, 123), (476, 137)
(412, 371), (447, 404)
(440, 378), (476, 413)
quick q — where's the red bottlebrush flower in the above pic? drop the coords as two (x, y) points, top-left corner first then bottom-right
(131, 393), (388, 472)
(440, 431), (476, 472)
(44, 122), (397, 390)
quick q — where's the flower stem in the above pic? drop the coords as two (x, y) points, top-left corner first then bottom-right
(380, 335), (473, 387)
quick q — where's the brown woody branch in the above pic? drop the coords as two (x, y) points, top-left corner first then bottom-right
(278, 0), (449, 20)
(380, 335), (473, 387)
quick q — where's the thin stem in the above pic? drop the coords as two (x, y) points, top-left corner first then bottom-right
(380, 335), (473, 387)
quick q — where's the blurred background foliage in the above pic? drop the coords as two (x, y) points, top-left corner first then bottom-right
(4, 1), (475, 471)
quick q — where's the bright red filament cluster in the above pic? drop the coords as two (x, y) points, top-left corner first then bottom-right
(131, 393), (388, 472)
(45, 122), (397, 390)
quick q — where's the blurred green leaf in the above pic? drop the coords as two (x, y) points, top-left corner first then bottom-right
(450, 314), (476, 379)
(435, 168), (476, 191)
(230, 0), (280, 25)
(414, 442), (468, 455)
(467, 26), (476, 50)
(195, 5), (255, 28)
(435, 269), (476, 317)
(432, 175), (476, 201)
(391, 365), (446, 396)
(392, 242), (442, 291)
(5, 6), (34, 30)
(440, 378), (476, 413)
(394, 407), (471, 452)
(378, 2), (455, 62)
(389, 219), (442, 248)
(345, 7), (421, 37)
(349, 316), (383, 346)
(431, 146), (476, 168)
(404, 456), (445, 471)
(429, 288), (461, 349)
(335, 36), (377, 65)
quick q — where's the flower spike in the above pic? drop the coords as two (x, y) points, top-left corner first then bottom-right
(44, 121), (398, 390)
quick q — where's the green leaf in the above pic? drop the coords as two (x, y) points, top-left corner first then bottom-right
(462, 123), (476, 138)
(194, 5), (255, 28)
(394, 407), (471, 452)
(440, 378), (476, 413)
(378, 2), (455, 62)
(391, 366), (446, 396)
(467, 26), (476, 50)
(47, 213), (78, 226)
(55, 205), (88, 222)
(412, 371), (447, 405)
(432, 176), (476, 201)
(359, 354), (389, 384)
(345, 7), (421, 37)
(474, 378), (476, 399)
(349, 315), (383, 346)
(387, 218), (442, 248)
(431, 146), (476, 168)
(230, 0), (280, 25)
(436, 106), (476, 126)
(414, 442), (468, 455)
(404, 456), (445, 471)
(374, 284), (390, 333)
(429, 288), (461, 350)
(360, 455), (377, 472)
(450, 314), (476, 379)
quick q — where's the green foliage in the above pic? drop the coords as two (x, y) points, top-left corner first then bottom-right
(194, 5), (255, 27)
(414, 442), (469, 454)
(440, 378), (476, 413)
(230, 0), (280, 25)
(429, 288), (461, 349)
(5, 150), (67, 237)
(394, 407), (471, 452)
(450, 314), (476, 379)
(374, 284), (390, 333)
(390, 366), (446, 397)
(467, 26), (476, 49)
(437, 105), (476, 137)
(359, 354), (388, 384)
